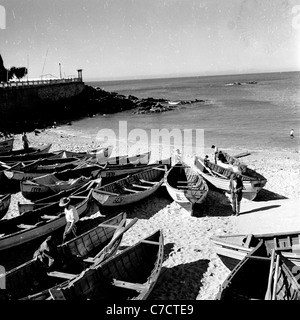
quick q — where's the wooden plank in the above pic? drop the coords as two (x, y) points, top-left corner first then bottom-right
(47, 271), (77, 280)
(123, 187), (140, 193)
(17, 224), (35, 229)
(99, 223), (119, 229)
(41, 215), (57, 220)
(49, 289), (66, 300)
(113, 279), (146, 292)
(83, 257), (95, 264)
(140, 240), (160, 245)
(131, 184), (151, 190)
(139, 179), (156, 185)
(94, 190), (119, 196)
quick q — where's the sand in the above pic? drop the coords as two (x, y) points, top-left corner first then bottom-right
(4, 128), (300, 300)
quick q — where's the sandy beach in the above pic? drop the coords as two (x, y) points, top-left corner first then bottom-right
(4, 128), (300, 300)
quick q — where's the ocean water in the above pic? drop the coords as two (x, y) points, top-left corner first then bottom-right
(60, 71), (300, 154)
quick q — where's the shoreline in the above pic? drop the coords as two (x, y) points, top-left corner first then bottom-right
(3, 127), (300, 300)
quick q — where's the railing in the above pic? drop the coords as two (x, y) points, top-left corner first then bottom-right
(0, 77), (82, 89)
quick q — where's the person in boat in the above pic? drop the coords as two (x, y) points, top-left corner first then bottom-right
(204, 155), (209, 166)
(229, 173), (244, 216)
(60, 197), (79, 243)
(217, 151), (227, 163)
(211, 145), (219, 164)
(290, 129), (294, 138)
(33, 235), (58, 269)
(22, 132), (30, 150)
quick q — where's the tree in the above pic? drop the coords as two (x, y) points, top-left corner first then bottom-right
(9, 66), (28, 80)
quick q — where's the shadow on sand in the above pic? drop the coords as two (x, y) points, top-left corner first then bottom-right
(241, 204), (282, 215)
(254, 189), (288, 201)
(148, 258), (210, 300)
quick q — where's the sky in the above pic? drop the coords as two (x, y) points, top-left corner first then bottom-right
(0, 0), (299, 81)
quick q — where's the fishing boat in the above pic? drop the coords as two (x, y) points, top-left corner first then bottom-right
(216, 241), (300, 300)
(0, 188), (93, 251)
(92, 165), (167, 207)
(20, 164), (103, 201)
(0, 144), (52, 163)
(0, 137), (14, 154)
(4, 156), (86, 182)
(165, 162), (208, 213)
(210, 231), (300, 271)
(0, 194), (11, 219)
(18, 179), (101, 214)
(62, 145), (113, 163)
(185, 155), (267, 200)
(48, 229), (164, 300)
(0, 212), (137, 300)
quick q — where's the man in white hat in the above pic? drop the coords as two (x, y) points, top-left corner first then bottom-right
(59, 197), (79, 243)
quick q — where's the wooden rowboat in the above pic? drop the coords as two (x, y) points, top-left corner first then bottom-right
(216, 240), (300, 300)
(0, 137), (14, 154)
(61, 145), (113, 163)
(0, 212), (136, 300)
(4, 157), (85, 182)
(92, 165), (167, 207)
(20, 165), (103, 201)
(165, 162), (208, 213)
(0, 144), (52, 162)
(0, 194), (11, 220)
(48, 229), (164, 300)
(17, 179), (101, 214)
(185, 155), (267, 200)
(210, 231), (300, 272)
(0, 189), (93, 251)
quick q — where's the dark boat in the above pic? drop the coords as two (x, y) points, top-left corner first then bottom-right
(0, 212), (136, 300)
(216, 240), (300, 300)
(47, 229), (164, 300)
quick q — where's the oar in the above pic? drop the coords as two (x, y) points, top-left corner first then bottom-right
(93, 217), (138, 263)
(265, 249), (275, 300)
(272, 254), (280, 300)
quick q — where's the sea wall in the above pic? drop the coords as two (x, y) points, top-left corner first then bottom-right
(0, 80), (85, 131)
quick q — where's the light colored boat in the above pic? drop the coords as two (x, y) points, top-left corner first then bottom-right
(48, 229), (164, 300)
(0, 194), (11, 219)
(0, 189), (93, 251)
(184, 155), (267, 200)
(210, 231), (300, 272)
(93, 165), (167, 207)
(165, 162), (208, 213)
(62, 145), (113, 163)
(20, 165), (102, 201)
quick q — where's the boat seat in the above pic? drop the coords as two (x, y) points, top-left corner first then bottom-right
(17, 224), (35, 229)
(83, 257), (95, 264)
(243, 234), (253, 248)
(140, 240), (160, 245)
(47, 271), (77, 280)
(112, 279), (147, 292)
(123, 187), (139, 193)
(99, 223), (119, 229)
(131, 184), (151, 189)
(41, 215), (57, 220)
(139, 179), (156, 185)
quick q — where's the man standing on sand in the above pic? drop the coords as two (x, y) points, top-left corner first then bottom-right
(22, 132), (30, 150)
(211, 145), (219, 164)
(290, 129), (294, 138)
(59, 197), (79, 243)
(229, 173), (244, 216)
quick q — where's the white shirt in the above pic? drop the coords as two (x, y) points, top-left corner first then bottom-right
(64, 206), (79, 223)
